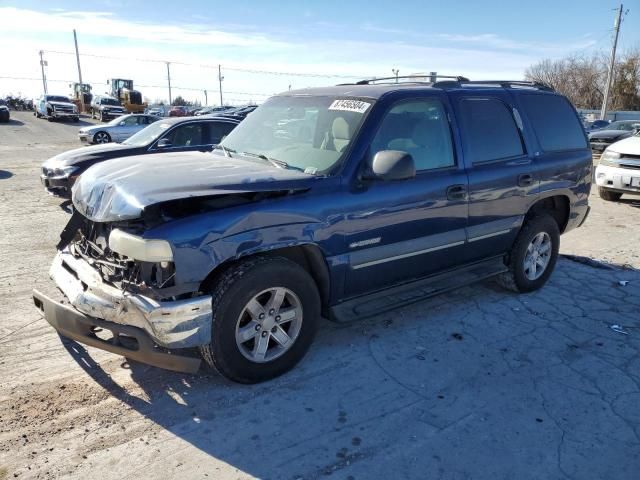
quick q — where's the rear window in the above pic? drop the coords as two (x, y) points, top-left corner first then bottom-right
(519, 94), (587, 151)
(458, 98), (524, 163)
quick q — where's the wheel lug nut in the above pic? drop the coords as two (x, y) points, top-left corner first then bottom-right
(275, 315), (281, 322)
(255, 324), (261, 331)
(259, 313), (265, 320)
(269, 309), (275, 315)
(271, 326), (277, 333)
(261, 331), (268, 337)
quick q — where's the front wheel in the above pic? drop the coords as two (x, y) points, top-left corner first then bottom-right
(496, 214), (560, 293)
(598, 187), (622, 202)
(93, 131), (111, 144)
(200, 256), (321, 383)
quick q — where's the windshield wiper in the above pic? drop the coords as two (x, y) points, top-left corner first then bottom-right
(213, 144), (235, 157)
(239, 151), (292, 170)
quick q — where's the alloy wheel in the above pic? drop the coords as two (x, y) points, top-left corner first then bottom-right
(523, 232), (551, 281)
(235, 287), (303, 363)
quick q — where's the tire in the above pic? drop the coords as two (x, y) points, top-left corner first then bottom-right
(100, 111), (105, 123)
(598, 187), (622, 202)
(73, 116), (79, 122)
(93, 131), (111, 144)
(199, 256), (321, 383)
(496, 214), (560, 293)
(47, 116), (54, 122)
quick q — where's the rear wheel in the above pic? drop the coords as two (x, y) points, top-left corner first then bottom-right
(598, 187), (622, 202)
(93, 131), (111, 144)
(496, 214), (560, 293)
(200, 256), (321, 383)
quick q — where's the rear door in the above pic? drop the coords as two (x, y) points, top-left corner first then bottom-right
(450, 91), (538, 262)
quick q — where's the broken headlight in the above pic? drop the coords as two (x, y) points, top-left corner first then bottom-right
(108, 228), (173, 262)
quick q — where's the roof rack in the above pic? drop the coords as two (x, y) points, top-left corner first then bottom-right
(432, 79), (554, 91)
(346, 74), (470, 86)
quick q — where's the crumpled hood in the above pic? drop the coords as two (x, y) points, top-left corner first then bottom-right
(72, 151), (314, 222)
(589, 129), (629, 140)
(43, 143), (130, 167)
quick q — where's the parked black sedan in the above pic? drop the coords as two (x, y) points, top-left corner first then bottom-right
(588, 120), (640, 153)
(40, 115), (241, 196)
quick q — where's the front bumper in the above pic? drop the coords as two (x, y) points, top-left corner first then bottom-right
(40, 173), (71, 191)
(595, 164), (640, 194)
(78, 133), (90, 142)
(52, 111), (78, 119)
(32, 250), (213, 372)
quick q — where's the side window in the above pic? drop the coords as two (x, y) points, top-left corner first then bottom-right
(458, 98), (524, 163)
(519, 94), (587, 151)
(209, 122), (236, 144)
(162, 123), (204, 147)
(122, 116), (139, 126)
(371, 98), (455, 171)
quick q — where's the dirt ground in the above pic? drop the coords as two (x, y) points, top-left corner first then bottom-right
(1, 111), (639, 480)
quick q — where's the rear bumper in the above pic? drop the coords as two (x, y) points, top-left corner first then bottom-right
(33, 290), (201, 373)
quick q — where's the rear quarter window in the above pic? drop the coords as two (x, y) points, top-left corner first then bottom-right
(519, 94), (588, 151)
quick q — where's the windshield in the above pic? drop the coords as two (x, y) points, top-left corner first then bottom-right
(220, 96), (372, 174)
(123, 120), (172, 146)
(101, 98), (121, 106)
(47, 96), (71, 103)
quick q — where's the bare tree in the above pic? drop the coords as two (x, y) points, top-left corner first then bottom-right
(525, 49), (639, 110)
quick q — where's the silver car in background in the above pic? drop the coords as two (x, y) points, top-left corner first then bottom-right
(78, 114), (160, 144)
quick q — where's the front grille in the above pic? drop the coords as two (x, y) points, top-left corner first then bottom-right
(71, 220), (142, 287)
(54, 105), (74, 113)
(67, 216), (175, 293)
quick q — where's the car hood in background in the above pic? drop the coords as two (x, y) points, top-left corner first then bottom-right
(47, 101), (76, 108)
(72, 152), (314, 222)
(607, 135), (640, 155)
(43, 143), (135, 167)
(588, 129), (630, 140)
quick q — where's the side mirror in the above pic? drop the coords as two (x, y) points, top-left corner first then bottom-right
(365, 150), (416, 181)
(156, 138), (172, 149)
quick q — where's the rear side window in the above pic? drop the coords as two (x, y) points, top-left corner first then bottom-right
(458, 98), (524, 163)
(519, 94), (587, 151)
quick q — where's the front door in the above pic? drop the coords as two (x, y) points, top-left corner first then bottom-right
(342, 96), (469, 297)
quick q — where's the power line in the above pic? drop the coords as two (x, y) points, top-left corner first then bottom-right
(40, 49), (370, 79)
(0, 75), (271, 96)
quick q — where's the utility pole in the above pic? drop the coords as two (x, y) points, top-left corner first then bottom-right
(166, 62), (172, 105)
(204, 89), (208, 106)
(39, 50), (48, 94)
(73, 29), (84, 113)
(392, 68), (399, 83)
(218, 64), (224, 106)
(600, 4), (625, 120)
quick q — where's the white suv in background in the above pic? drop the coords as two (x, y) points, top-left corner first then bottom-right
(595, 133), (640, 201)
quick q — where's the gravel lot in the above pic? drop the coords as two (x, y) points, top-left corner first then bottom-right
(1, 111), (639, 480)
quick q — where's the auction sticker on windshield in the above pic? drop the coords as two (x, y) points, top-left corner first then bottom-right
(329, 99), (371, 114)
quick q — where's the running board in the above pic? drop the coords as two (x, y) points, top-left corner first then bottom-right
(330, 256), (507, 323)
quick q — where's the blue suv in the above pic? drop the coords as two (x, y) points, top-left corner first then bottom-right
(33, 77), (592, 383)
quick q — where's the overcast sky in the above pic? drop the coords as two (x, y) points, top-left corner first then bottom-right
(0, 0), (638, 105)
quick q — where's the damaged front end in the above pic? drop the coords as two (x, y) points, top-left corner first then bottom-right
(34, 212), (212, 373)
